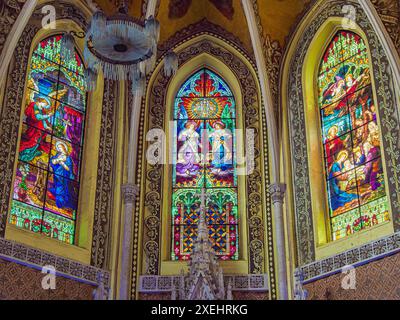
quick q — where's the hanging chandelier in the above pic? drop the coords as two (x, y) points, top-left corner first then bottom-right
(60, 0), (179, 96)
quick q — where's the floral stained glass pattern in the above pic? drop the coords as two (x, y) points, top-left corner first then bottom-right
(318, 31), (389, 241)
(172, 69), (238, 260)
(8, 35), (86, 245)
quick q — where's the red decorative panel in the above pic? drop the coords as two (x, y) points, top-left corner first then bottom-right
(304, 252), (400, 300)
(0, 258), (95, 300)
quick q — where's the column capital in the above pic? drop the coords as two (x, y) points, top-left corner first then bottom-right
(268, 183), (286, 204)
(121, 183), (140, 204)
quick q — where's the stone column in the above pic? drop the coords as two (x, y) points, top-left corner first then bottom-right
(268, 183), (288, 300)
(119, 183), (139, 300)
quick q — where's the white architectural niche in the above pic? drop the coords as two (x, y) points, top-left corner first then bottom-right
(171, 188), (233, 300)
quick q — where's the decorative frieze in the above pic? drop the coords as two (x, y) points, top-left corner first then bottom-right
(0, 237), (110, 289)
(91, 79), (118, 269)
(139, 274), (268, 292)
(299, 231), (400, 282)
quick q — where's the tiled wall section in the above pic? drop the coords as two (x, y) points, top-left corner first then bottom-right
(304, 252), (400, 300)
(0, 258), (95, 300)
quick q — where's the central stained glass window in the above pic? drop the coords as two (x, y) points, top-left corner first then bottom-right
(8, 35), (86, 244)
(172, 69), (239, 260)
(318, 31), (390, 241)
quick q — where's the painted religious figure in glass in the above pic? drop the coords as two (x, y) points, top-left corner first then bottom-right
(9, 35), (86, 244)
(172, 69), (238, 260)
(318, 31), (390, 241)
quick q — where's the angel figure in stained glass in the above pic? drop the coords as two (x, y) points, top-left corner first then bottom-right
(323, 76), (346, 106)
(209, 121), (233, 175)
(176, 120), (202, 177)
(19, 82), (68, 162)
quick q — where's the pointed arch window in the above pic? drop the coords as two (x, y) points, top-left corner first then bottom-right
(171, 69), (239, 260)
(318, 31), (390, 241)
(8, 35), (87, 244)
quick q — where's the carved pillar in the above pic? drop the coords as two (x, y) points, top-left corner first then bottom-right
(268, 183), (288, 300)
(119, 183), (140, 300)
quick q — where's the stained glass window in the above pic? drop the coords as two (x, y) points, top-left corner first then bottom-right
(172, 69), (238, 260)
(318, 31), (390, 241)
(8, 35), (86, 244)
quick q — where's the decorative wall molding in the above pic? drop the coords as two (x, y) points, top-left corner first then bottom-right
(157, 18), (256, 65)
(299, 231), (400, 283)
(287, 0), (400, 265)
(91, 79), (118, 269)
(0, 237), (110, 288)
(0, 23), (38, 236)
(139, 274), (268, 292)
(303, 247), (400, 300)
(0, 0), (27, 58)
(251, 0), (283, 123)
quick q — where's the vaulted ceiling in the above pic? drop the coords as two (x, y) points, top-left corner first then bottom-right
(92, 0), (311, 54)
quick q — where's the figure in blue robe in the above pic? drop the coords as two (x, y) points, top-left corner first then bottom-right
(328, 152), (358, 212)
(48, 142), (77, 210)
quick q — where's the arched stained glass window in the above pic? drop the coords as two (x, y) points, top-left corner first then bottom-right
(318, 31), (390, 241)
(9, 35), (86, 244)
(172, 69), (238, 261)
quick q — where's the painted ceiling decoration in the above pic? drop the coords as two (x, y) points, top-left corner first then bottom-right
(91, 0), (312, 56)
(168, 0), (234, 20)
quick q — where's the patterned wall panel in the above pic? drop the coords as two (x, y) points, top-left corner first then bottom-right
(0, 258), (95, 300)
(371, 0), (400, 54)
(0, 0), (27, 58)
(91, 79), (118, 269)
(304, 251), (400, 300)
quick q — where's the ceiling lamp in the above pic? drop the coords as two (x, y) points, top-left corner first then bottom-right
(60, 0), (179, 97)
(82, 0), (159, 95)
